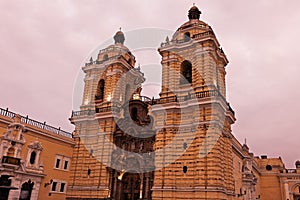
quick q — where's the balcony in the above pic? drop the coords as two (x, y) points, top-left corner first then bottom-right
(72, 90), (235, 118)
(160, 30), (215, 47)
(2, 156), (21, 166)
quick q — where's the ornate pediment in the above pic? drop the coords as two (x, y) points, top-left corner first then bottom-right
(28, 141), (43, 151)
(0, 120), (27, 160)
(2, 123), (26, 144)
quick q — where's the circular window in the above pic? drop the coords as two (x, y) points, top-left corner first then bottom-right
(266, 165), (272, 171)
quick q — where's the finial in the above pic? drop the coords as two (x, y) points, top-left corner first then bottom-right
(166, 36), (169, 44)
(119, 27), (122, 31)
(137, 63), (141, 71)
(244, 138), (247, 145)
(89, 57), (93, 62)
(193, 3), (195, 6)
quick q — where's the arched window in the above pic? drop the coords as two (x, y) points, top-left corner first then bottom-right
(184, 32), (191, 42)
(128, 58), (132, 65)
(29, 151), (36, 165)
(180, 60), (192, 84)
(19, 180), (34, 200)
(96, 79), (105, 101)
(103, 54), (108, 61)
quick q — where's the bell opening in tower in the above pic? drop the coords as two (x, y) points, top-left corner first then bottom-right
(180, 60), (192, 85)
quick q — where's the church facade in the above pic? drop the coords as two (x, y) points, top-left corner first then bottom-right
(65, 5), (300, 200)
(1, 5), (300, 200)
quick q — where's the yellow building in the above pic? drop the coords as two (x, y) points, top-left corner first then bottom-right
(0, 108), (74, 200)
(2, 5), (300, 200)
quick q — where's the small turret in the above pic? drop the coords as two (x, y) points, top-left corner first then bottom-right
(188, 4), (201, 20)
(296, 160), (300, 169)
(113, 28), (125, 44)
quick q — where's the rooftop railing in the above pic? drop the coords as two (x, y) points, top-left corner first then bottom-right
(0, 107), (73, 138)
(160, 31), (215, 47)
(154, 90), (226, 104)
(285, 169), (297, 173)
(72, 90), (235, 117)
(85, 53), (137, 67)
(85, 55), (121, 66)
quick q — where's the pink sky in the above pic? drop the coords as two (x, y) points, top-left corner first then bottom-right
(0, 0), (299, 168)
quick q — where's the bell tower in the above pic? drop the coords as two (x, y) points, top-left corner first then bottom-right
(80, 30), (138, 110)
(67, 30), (145, 200)
(152, 5), (236, 199)
(159, 5), (228, 99)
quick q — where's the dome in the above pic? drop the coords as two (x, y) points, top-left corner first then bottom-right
(173, 18), (211, 41)
(114, 29), (125, 44)
(188, 5), (201, 20)
(178, 19), (209, 30)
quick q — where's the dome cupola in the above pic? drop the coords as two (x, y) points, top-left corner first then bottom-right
(188, 4), (201, 20)
(114, 28), (125, 44)
(296, 160), (300, 168)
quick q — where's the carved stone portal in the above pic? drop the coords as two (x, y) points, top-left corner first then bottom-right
(109, 100), (155, 200)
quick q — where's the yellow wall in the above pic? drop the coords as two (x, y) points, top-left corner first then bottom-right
(0, 112), (74, 200)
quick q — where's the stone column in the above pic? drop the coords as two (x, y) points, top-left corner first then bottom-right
(117, 180), (122, 200)
(8, 189), (20, 200)
(145, 173), (150, 199)
(35, 151), (41, 169)
(284, 182), (289, 200)
(9, 176), (21, 200)
(107, 170), (113, 198)
(30, 182), (40, 200)
(112, 173), (118, 199)
(139, 175), (143, 200)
